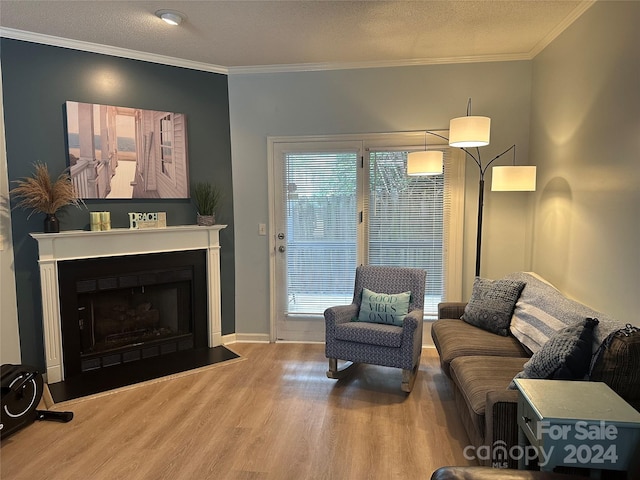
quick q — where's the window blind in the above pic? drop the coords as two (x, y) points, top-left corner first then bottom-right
(278, 139), (460, 319)
(367, 150), (449, 316)
(284, 151), (358, 314)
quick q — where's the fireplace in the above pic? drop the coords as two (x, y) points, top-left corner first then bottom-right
(31, 225), (225, 383)
(57, 250), (207, 379)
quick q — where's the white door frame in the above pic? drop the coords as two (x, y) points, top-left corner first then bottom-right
(267, 136), (363, 342)
(267, 132), (464, 342)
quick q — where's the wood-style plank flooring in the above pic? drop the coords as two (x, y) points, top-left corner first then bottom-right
(0, 344), (475, 480)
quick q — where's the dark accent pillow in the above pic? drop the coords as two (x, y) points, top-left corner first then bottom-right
(509, 318), (599, 389)
(590, 324), (640, 410)
(461, 277), (525, 336)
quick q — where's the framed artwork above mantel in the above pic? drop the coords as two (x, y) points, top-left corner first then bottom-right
(65, 101), (190, 200)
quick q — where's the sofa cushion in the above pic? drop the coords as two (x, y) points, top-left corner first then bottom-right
(461, 277), (525, 336)
(354, 288), (411, 326)
(335, 321), (403, 348)
(509, 318), (598, 388)
(450, 356), (527, 438)
(431, 319), (529, 377)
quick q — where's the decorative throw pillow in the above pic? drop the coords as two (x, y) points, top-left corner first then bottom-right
(354, 288), (411, 326)
(504, 271), (617, 354)
(590, 325), (640, 405)
(461, 277), (525, 336)
(508, 318), (599, 389)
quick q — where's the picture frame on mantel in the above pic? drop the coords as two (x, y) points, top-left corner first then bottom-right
(64, 101), (190, 200)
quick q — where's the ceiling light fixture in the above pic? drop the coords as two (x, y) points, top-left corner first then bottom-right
(155, 9), (184, 26)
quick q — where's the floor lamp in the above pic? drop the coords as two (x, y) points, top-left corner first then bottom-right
(407, 99), (536, 277)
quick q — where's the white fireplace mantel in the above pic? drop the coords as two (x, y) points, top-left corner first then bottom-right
(31, 225), (226, 383)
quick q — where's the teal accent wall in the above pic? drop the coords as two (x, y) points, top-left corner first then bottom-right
(1, 38), (235, 369)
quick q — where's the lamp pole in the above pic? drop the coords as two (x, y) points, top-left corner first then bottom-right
(476, 176), (485, 277)
(462, 145), (516, 277)
(411, 130), (518, 277)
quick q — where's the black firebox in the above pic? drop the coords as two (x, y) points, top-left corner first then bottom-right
(57, 250), (208, 380)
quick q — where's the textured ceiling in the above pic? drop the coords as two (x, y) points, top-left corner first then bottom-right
(0, 1), (593, 71)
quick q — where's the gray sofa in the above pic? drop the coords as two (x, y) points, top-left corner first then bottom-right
(431, 272), (640, 470)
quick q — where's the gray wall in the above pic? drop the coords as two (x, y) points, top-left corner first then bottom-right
(529, 1), (640, 324)
(228, 62), (534, 337)
(1, 39), (235, 368)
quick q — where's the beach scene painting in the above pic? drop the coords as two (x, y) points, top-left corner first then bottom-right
(65, 101), (189, 199)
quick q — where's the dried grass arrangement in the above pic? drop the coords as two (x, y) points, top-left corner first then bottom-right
(11, 162), (84, 218)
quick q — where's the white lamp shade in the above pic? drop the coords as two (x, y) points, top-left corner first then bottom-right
(491, 166), (537, 191)
(449, 116), (491, 148)
(407, 150), (443, 175)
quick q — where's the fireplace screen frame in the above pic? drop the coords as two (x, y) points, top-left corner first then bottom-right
(58, 250), (208, 379)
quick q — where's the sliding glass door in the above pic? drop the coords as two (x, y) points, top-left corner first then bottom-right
(270, 134), (463, 342)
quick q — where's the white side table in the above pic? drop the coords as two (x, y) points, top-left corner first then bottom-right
(514, 379), (640, 476)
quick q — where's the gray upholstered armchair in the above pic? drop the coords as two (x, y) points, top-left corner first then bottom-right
(324, 265), (427, 392)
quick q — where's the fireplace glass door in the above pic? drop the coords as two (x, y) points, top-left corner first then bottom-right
(77, 273), (193, 371)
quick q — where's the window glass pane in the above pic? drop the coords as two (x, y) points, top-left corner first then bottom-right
(368, 151), (444, 315)
(285, 152), (358, 314)
(160, 115), (174, 177)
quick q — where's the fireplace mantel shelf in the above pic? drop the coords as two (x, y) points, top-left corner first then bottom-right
(30, 224), (227, 383)
(31, 225), (227, 262)
(31, 224), (226, 239)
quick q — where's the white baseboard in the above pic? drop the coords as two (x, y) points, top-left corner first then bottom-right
(275, 340), (324, 344)
(222, 332), (436, 348)
(225, 333), (271, 344)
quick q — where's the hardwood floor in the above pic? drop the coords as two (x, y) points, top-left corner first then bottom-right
(0, 344), (475, 480)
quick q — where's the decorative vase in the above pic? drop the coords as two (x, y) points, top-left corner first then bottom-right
(197, 213), (215, 226)
(44, 213), (60, 233)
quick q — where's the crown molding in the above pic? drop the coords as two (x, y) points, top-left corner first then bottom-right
(529, 0), (596, 58)
(0, 27), (229, 75)
(227, 52), (532, 75)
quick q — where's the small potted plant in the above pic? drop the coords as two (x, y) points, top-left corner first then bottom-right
(192, 181), (222, 226)
(10, 162), (84, 233)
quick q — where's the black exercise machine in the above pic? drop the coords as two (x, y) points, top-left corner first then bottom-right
(1, 364), (73, 440)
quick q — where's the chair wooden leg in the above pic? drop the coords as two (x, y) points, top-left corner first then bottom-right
(326, 358), (357, 379)
(401, 363), (419, 393)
